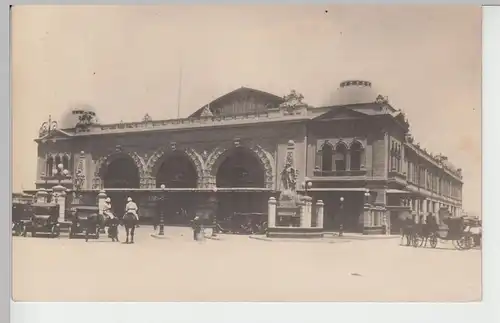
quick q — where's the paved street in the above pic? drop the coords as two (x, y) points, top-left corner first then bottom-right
(12, 226), (481, 302)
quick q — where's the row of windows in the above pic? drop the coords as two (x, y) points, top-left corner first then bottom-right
(406, 159), (461, 199)
(390, 142), (402, 173)
(317, 141), (364, 172)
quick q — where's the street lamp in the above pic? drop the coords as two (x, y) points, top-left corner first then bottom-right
(364, 189), (371, 204)
(339, 196), (345, 237)
(54, 163), (70, 184)
(302, 178), (313, 196)
(158, 184), (166, 236)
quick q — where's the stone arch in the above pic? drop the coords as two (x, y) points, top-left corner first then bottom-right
(92, 151), (146, 189)
(205, 143), (275, 189)
(146, 146), (205, 188)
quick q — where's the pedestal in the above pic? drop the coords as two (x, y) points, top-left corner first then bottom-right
(267, 197), (277, 228)
(36, 188), (48, 204)
(316, 200), (324, 229)
(52, 185), (67, 223)
(363, 204), (372, 235)
(97, 190), (107, 215)
(300, 196), (312, 228)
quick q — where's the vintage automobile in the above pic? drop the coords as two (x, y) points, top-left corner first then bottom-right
(69, 205), (103, 241)
(217, 212), (268, 235)
(27, 202), (61, 238)
(12, 202), (32, 236)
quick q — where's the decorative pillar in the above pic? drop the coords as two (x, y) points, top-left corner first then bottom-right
(316, 200), (324, 229)
(267, 197), (277, 228)
(36, 188), (48, 203)
(52, 185), (67, 223)
(98, 190), (107, 215)
(298, 199), (306, 227)
(422, 198), (427, 224)
(301, 196), (312, 228)
(363, 203), (372, 235)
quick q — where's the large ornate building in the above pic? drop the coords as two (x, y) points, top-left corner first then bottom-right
(31, 80), (463, 234)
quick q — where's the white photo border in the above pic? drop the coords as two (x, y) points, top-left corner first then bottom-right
(3, 3), (499, 323)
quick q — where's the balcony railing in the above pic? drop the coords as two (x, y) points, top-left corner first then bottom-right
(313, 169), (367, 177)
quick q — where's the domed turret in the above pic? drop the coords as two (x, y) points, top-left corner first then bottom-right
(326, 80), (380, 106)
(59, 104), (99, 129)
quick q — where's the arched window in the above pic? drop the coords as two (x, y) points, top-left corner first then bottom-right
(350, 141), (363, 171)
(321, 143), (333, 171)
(334, 143), (348, 172)
(46, 156), (54, 176)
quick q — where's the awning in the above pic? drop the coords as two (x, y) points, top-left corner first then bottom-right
(386, 189), (411, 194)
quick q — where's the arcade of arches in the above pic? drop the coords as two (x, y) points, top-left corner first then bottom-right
(96, 146), (271, 223)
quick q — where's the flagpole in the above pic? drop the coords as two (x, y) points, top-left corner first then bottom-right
(177, 63), (183, 119)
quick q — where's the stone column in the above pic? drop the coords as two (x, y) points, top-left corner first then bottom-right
(422, 198), (427, 223)
(363, 203), (372, 235)
(298, 199), (306, 227)
(316, 200), (324, 229)
(52, 185), (67, 223)
(301, 196), (312, 228)
(267, 197), (277, 228)
(36, 188), (48, 203)
(98, 190), (107, 215)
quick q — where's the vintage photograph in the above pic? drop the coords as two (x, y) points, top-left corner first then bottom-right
(11, 5), (481, 302)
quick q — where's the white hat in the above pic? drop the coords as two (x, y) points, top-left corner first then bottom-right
(105, 197), (111, 202)
(127, 197), (132, 202)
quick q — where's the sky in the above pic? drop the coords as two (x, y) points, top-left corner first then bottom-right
(11, 5), (482, 215)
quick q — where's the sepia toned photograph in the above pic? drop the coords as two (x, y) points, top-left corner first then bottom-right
(11, 5), (482, 302)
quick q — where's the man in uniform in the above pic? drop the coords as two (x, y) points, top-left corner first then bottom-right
(125, 197), (140, 221)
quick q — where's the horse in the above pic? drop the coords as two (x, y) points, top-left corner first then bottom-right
(400, 218), (415, 246)
(104, 216), (120, 242)
(121, 212), (138, 244)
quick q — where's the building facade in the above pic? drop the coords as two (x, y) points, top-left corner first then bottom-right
(31, 80), (463, 233)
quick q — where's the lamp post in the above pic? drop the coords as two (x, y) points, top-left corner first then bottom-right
(52, 163), (70, 204)
(211, 186), (218, 237)
(302, 177), (313, 196)
(158, 184), (166, 236)
(339, 196), (345, 237)
(364, 189), (371, 205)
(54, 163), (70, 185)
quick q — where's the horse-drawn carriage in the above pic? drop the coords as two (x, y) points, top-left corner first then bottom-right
(25, 202), (61, 238)
(12, 202), (32, 236)
(411, 215), (475, 250)
(69, 205), (103, 241)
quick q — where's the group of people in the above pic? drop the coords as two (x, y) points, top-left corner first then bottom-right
(102, 196), (139, 240)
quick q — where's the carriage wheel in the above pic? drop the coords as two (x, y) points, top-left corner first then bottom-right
(462, 235), (473, 250)
(429, 234), (438, 248)
(412, 234), (423, 247)
(455, 237), (467, 250)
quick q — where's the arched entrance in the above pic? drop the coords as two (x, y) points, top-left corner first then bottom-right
(214, 147), (268, 219)
(155, 151), (198, 188)
(154, 151), (199, 224)
(215, 147), (265, 188)
(102, 156), (141, 216)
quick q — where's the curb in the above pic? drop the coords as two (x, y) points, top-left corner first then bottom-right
(150, 234), (170, 240)
(248, 235), (352, 244)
